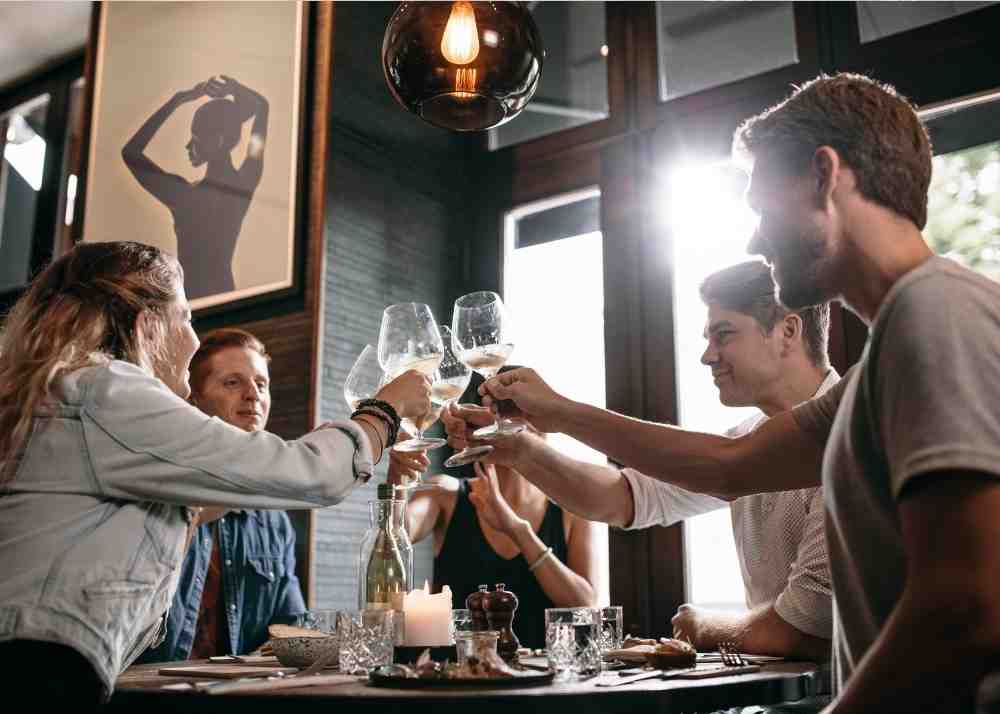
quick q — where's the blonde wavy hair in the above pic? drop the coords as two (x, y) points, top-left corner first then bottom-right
(0, 241), (182, 480)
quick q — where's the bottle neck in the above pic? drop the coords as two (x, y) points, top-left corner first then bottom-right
(369, 499), (394, 529)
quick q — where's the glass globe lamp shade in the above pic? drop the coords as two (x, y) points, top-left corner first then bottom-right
(382, 1), (544, 132)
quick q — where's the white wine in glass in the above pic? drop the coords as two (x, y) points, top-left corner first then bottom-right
(444, 292), (522, 468)
(378, 302), (446, 452)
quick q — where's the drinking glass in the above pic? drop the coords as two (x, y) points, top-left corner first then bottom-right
(450, 608), (473, 644)
(544, 607), (601, 679)
(597, 605), (624, 652)
(378, 302), (446, 451)
(295, 609), (339, 635)
(455, 631), (500, 666)
(444, 291), (521, 467)
(343, 344), (383, 411)
(337, 609), (397, 674)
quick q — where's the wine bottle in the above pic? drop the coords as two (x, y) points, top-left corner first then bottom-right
(359, 483), (407, 611)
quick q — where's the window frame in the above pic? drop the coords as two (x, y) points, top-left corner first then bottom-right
(0, 54), (84, 313)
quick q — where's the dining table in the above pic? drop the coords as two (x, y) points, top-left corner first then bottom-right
(109, 657), (825, 714)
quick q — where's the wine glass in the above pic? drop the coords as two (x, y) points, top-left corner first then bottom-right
(432, 326), (472, 408)
(443, 291), (523, 468)
(435, 325), (485, 470)
(344, 344), (384, 412)
(377, 302), (446, 451)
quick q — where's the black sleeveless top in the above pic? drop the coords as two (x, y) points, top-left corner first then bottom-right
(433, 481), (569, 649)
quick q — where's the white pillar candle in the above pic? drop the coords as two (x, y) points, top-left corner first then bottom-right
(402, 581), (453, 646)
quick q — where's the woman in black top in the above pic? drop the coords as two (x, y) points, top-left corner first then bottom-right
(389, 373), (601, 649)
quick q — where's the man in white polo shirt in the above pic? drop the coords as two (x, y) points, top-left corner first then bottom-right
(624, 260), (837, 663)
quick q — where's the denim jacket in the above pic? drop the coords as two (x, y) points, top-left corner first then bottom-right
(0, 360), (372, 698)
(139, 510), (306, 662)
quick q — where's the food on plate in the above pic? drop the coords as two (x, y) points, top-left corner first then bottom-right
(388, 647), (519, 680)
(645, 639), (697, 669)
(622, 636), (658, 649)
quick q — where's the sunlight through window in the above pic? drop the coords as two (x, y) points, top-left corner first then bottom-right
(504, 188), (610, 605)
(666, 161), (758, 610)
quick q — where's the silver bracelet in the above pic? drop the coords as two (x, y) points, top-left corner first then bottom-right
(528, 546), (554, 572)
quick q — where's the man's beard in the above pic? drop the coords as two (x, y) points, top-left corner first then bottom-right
(771, 231), (835, 310)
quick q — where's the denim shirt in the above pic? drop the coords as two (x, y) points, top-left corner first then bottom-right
(140, 510), (306, 661)
(0, 361), (372, 699)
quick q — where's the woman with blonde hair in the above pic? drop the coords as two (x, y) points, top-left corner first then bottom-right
(0, 241), (430, 708)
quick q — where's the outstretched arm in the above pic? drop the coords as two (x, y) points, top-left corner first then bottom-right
(121, 83), (204, 206)
(473, 368), (842, 498)
(208, 75), (268, 188)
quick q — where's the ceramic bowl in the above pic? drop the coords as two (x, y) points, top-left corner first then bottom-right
(270, 634), (338, 669)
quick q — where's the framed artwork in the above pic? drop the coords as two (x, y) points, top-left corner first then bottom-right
(77, 1), (311, 314)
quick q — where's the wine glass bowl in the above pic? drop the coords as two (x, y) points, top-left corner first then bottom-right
(378, 302), (447, 452)
(450, 291), (524, 441)
(344, 345), (384, 411)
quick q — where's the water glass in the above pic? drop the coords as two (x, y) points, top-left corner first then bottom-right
(294, 609), (338, 635)
(597, 605), (624, 652)
(544, 607), (601, 678)
(455, 630), (499, 665)
(337, 609), (397, 674)
(450, 608), (473, 644)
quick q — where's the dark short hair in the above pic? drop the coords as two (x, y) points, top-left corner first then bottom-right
(700, 260), (829, 369)
(733, 73), (932, 229)
(190, 327), (270, 395)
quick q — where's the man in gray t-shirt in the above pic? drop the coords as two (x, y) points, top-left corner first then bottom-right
(792, 256), (1000, 702)
(450, 74), (1000, 713)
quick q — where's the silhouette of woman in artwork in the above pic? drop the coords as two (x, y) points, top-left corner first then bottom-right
(122, 75), (268, 300)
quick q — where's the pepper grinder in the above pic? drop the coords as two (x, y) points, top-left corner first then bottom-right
(484, 582), (520, 662)
(466, 584), (490, 631)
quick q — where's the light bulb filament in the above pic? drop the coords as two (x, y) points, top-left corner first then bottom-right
(455, 67), (477, 94)
(441, 1), (480, 65)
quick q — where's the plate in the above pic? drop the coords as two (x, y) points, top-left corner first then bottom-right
(369, 666), (556, 689)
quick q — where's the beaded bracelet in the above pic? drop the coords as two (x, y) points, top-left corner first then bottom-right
(351, 411), (386, 456)
(352, 398), (400, 446)
(352, 408), (393, 452)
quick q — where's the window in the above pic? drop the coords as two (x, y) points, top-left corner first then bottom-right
(1, 94), (50, 293)
(656, 2), (798, 101)
(490, 3), (609, 150)
(503, 187), (609, 604)
(664, 162), (758, 611)
(922, 91), (1000, 281)
(857, 1), (997, 43)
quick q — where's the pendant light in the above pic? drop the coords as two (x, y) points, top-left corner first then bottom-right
(382, 1), (544, 132)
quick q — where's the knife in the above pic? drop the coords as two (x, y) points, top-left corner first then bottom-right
(595, 669), (668, 687)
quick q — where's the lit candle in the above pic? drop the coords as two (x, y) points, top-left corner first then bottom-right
(402, 581), (453, 646)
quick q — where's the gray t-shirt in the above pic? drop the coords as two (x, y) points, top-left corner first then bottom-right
(792, 256), (1000, 694)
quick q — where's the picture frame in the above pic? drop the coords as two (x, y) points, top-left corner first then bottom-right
(75, 1), (316, 317)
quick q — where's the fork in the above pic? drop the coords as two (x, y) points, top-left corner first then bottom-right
(718, 641), (748, 667)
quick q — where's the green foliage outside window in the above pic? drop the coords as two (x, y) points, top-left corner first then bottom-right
(925, 142), (1000, 281)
